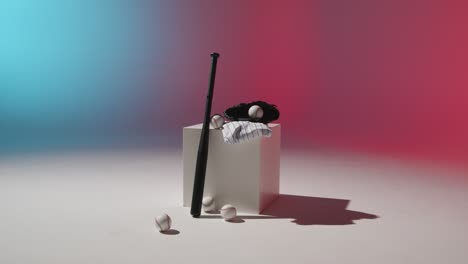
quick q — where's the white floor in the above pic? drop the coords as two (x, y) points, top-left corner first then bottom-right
(1, 149), (467, 264)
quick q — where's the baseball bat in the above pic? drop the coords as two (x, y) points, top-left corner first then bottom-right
(190, 52), (220, 218)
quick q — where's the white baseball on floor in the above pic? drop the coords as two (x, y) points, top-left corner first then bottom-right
(248, 105), (264, 119)
(202, 196), (216, 212)
(155, 213), (172, 232)
(220, 204), (237, 221)
(210, 114), (225, 129)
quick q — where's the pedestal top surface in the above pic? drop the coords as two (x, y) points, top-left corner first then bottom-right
(185, 123), (280, 129)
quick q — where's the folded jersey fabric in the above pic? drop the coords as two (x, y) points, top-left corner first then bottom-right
(221, 121), (272, 144)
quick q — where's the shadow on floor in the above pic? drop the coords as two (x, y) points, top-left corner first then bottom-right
(200, 194), (379, 225)
(261, 194), (378, 225)
(160, 229), (180, 235)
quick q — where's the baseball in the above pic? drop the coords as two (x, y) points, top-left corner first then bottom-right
(248, 105), (264, 119)
(220, 204), (237, 221)
(210, 114), (225, 129)
(202, 196), (216, 212)
(155, 213), (172, 232)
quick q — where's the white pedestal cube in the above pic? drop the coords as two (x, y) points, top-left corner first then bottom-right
(183, 123), (281, 214)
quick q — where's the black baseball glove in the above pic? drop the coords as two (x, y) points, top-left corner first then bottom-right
(223, 101), (280, 124)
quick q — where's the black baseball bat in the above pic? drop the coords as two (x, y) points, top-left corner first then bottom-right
(190, 52), (220, 218)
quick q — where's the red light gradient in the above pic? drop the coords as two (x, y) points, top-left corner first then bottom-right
(161, 0), (468, 166)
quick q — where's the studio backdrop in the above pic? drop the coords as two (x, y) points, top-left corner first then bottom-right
(1, 0), (467, 165)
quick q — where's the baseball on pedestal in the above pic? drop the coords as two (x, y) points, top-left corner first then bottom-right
(248, 105), (264, 120)
(210, 114), (225, 129)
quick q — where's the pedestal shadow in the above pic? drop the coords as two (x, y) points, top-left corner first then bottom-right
(259, 194), (378, 225)
(201, 194), (378, 225)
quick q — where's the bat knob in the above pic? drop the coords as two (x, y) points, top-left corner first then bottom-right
(211, 52), (220, 58)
